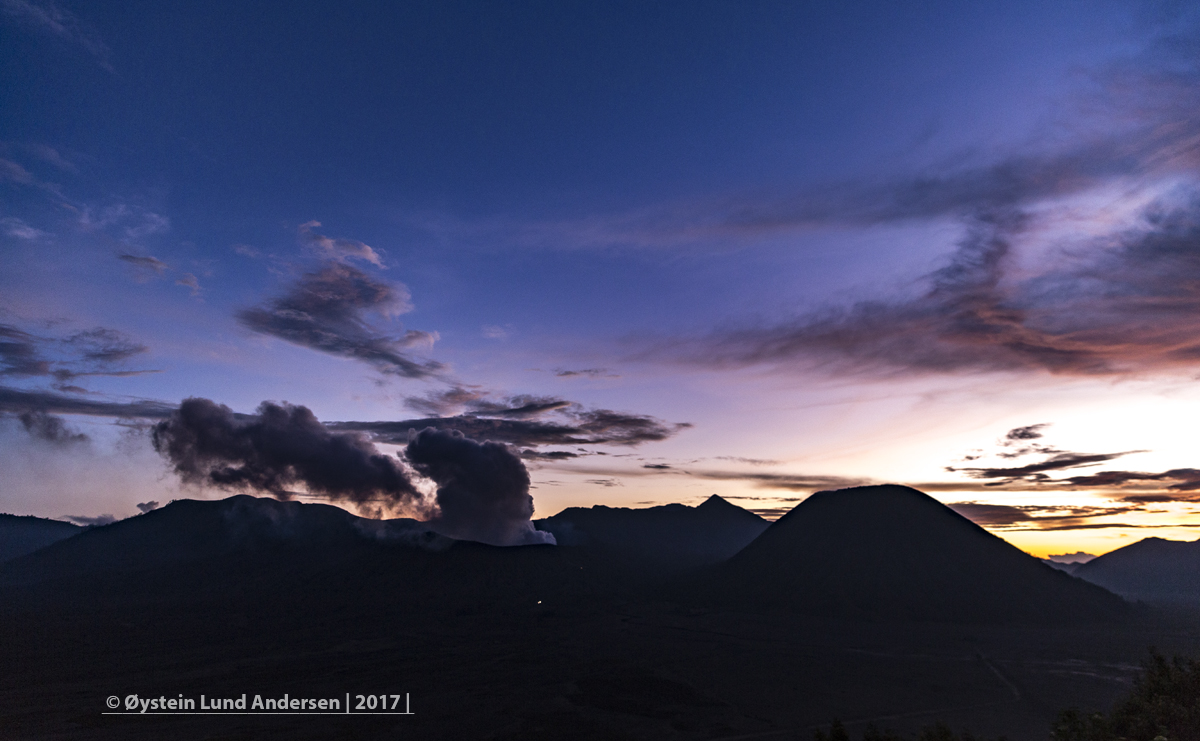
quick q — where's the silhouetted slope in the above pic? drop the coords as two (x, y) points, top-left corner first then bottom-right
(536, 494), (768, 572)
(0, 495), (625, 611)
(0, 495), (449, 585)
(0, 514), (81, 563)
(1074, 537), (1200, 603)
(704, 485), (1127, 622)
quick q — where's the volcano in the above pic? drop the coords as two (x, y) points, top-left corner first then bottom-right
(1074, 536), (1200, 604)
(704, 485), (1128, 622)
(536, 494), (768, 574)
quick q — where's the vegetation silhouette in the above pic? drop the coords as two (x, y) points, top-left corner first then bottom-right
(1051, 650), (1200, 741)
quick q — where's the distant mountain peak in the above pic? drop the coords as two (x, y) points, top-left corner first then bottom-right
(697, 494), (732, 509)
(705, 484), (1127, 623)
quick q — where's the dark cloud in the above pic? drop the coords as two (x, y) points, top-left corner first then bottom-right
(0, 386), (174, 419)
(151, 398), (428, 511)
(555, 368), (618, 378)
(333, 407), (689, 449)
(404, 387), (571, 418)
(519, 449), (582, 461)
(643, 463), (671, 470)
(744, 508), (791, 520)
(135, 501), (159, 514)
(0, 324), (49, 376)
(948, 452), (1137, 482)
(1006, 424), (1047, 441)
(118, 254), (168, 274)
(65, 328), (147, 364)
(585, 478), (622, 487)
(0, 323), (150, 381)
(743, 193), (1200, 377)
(237, 263), (443, 379)
(1064, 468), (1200, 490)
(403, 428), (554, 546)
(713, 456), (783, 466)
(149, 399), (556, 546)
(651, 39), (1200, 381)
(16, 409), (88, 445)
(948, 501), (1141, 529)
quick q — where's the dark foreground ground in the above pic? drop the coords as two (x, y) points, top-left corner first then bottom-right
(3, 543), (1200, 741)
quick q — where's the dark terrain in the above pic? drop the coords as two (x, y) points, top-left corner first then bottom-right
(0, 513), (80, 562)
(1073, 536), (1200, 604)
(2, 487), (1198, 740)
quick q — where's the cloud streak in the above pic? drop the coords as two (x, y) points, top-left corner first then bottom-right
(237, 262), (443, 379)
(298, 221), (385, 267)
(0, 323), (152, 383)
(333, 407), (688, 449)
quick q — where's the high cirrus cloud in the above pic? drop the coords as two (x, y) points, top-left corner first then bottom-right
(631, 32), (1200, 380)
(668, 199), (1200, 378)
(237, 262), (443, 379)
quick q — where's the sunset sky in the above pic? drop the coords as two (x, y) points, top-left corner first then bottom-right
(3, 0), (1200, 557)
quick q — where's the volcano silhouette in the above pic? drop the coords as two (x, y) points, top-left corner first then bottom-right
(706, 485), (1128, 622)
(1074, 536), (1200, 604)
(537, 494), (767, 573)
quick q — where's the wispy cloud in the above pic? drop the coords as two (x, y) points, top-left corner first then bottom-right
(948, 452), (1141, 483)
(333, 406), (689, 449)
(298, 221), (384, 267)
(237, 262), (443, 379)
(175, 273), (201, 296)
(1, 217), (48, 240)
(118, 253), (168, 275)
(947, 501), (1142, 530)
(555, 367), (619, 379)
(1, 0), (113, 71)
(0, 385), (175, 418)
(0, 322), (153, 383)
(404, 386), (572, 418)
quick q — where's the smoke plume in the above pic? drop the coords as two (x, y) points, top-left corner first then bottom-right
(151, 397), (555, 546)
(151, 398), (427, 511)
(404, 428), (556, 547)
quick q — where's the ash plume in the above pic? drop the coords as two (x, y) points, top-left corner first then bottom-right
(151, 397), (556, 546)
(16, 409), (88, 445)
(404, 428), (555, 547)
(151, 398), (428, 511)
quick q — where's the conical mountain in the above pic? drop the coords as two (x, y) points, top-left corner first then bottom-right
(708, 485), (1127, 622)
(1074, 536), (1200, 603)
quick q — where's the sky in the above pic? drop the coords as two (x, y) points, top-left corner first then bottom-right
(3, 0), (1200, 556)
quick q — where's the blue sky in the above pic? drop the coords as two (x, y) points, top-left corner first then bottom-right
(4, 0), (1200, 555)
